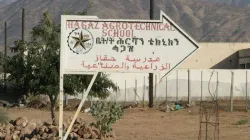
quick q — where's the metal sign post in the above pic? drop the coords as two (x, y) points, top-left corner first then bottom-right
(59, 10), (200, 140)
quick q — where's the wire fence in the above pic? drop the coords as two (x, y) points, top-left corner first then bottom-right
(68, 69), (250, 111)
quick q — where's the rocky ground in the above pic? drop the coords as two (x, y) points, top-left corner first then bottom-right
(0, 116), (113, 140)
(0, 106), (249, 140)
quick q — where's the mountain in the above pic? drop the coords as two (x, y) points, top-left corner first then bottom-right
(0, 0), (250, 54)
(0, 0), (18, 8)
(201, 0), (250, 7)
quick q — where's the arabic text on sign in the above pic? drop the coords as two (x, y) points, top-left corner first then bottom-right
(81, 55), (171, 71)
(81, 61), (170, 71)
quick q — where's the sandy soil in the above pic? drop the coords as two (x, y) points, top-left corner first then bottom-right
(2, 106), (249, 140)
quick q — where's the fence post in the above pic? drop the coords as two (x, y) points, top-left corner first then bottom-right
(216, 72), (219, 100)
(90, 96), (93, 106)
(154, 75), (157, 99)
(135, 79), (137, 101)
(116, 83), (117, 97)
(201, 70), (203, 101)
(143, 76), (145, 105)
(166, 76), (168, 101)
(230, 71), (234, 112)
(246, 71), (248, 111)
(64, 94), (68, 106)
(188, 69), (191, 105)
(176, 70), (179, 103)
(125, 80), (127, 104)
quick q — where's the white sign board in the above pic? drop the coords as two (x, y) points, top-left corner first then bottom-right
(60, 11), (199, 74)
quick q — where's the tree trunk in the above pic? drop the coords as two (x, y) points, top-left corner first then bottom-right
(49, 95), (57, 126)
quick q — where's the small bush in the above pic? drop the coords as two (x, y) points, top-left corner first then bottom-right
(26, 95), (49, 109)
(90, 101), (124, 139)
(234, 119), (250, 125)
(0, 108), (9, 123)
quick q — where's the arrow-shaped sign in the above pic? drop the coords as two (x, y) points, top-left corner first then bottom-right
(61, 11), (199, 76)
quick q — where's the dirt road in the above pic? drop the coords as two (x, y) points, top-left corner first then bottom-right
(4, 107), (250, 140)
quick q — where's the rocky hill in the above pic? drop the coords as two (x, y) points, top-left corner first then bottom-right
(201, 0), (250, 7)
(0, 0), (250, 54)
(0, 0), (18, 8)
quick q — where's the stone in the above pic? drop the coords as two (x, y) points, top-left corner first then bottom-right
(42, 132), (48, 139)
(5, 124), (11, 132)
(73, 124), (81, 131)
(43, 121), (52, 127)
(47, 134), (53, 138)
(90, 132), (98, 139)
(75, 118), (83, 125)
(6, 129), (11, 135)
(0, 118), (103, 140)
(7, 123), (14, 129)
(13, 130), (21, 135)
(73, 132), (79, 137)
(73, 128), (78, 133)
(69, 133), (74, 139)
(44, 127), (49, 133)
(107, 132), (116, 138)
(32, 127), (39, 135)
(36, 134), (41, 139)
(9, 120), (14, 125)
(63, 122), (69, 130)
(92, 128), (100, 136)
(0, 132), (3, 138)
(4, 134), (11, 140)
(12, 134), (19, 140)
(21, 122), (36, 135)
(15, 126), (22, 131)
(2, 123), (6, 128)
(49, 127), (58, 137)
(15, 117), (28, 127)
(83, 133), (91, 139)
(38, 126), (47, 135)
(48, 137), (56, 140)
(77, 128), (84, 137)
(0, 132), (6, 138)
(85, 126), (92, 133)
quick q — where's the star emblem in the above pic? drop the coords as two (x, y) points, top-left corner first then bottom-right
(71, 31), (90, 50)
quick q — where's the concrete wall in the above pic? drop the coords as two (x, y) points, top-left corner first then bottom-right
(179, 43), (250, 69)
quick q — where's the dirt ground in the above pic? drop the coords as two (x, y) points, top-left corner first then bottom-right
(2, 106), (249, 140)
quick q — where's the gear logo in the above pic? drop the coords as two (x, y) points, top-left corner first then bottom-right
(67, 28), (94, 54)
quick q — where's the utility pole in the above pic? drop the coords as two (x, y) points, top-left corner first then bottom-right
(22, 8), (28, 96)
(22, 8), (25, 42)
(148, 0), (154, 108)
(4, 22), (7, 92)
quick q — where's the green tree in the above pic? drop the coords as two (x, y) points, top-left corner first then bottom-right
(5, 12), (117, 125)
(5, 40), (32, 97)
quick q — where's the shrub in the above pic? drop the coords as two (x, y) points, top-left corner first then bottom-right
(90, 101), (124, 139)
(234, 119), (250, 125)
